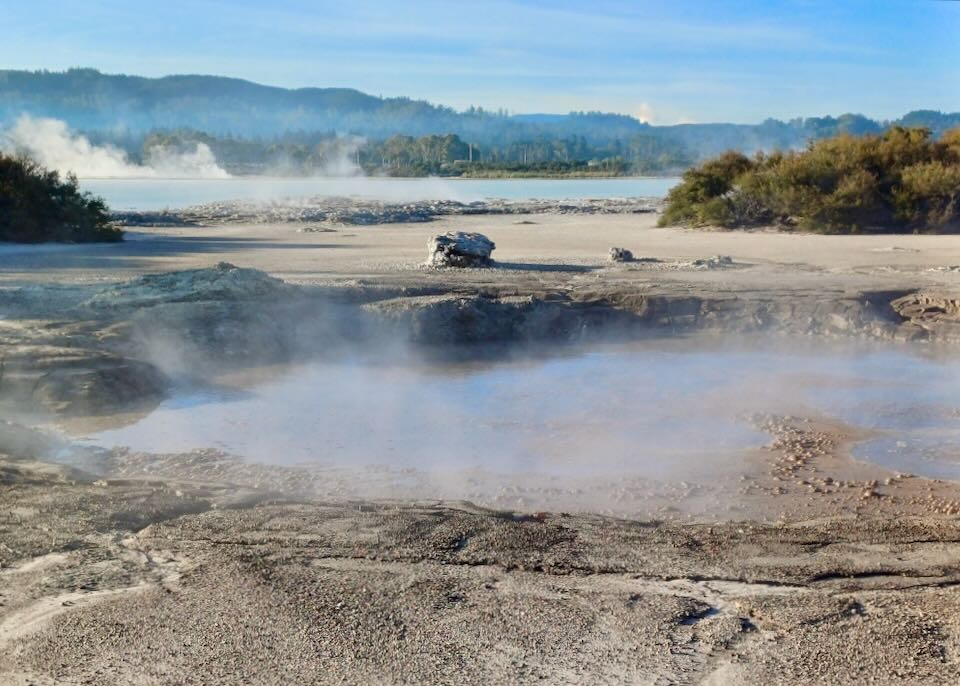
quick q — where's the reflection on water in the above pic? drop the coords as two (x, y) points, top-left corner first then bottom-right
(78, 338), (960, 480)
(80, 176), (680, 210)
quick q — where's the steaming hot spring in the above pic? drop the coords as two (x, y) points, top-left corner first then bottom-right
(45, 335), (958, 516)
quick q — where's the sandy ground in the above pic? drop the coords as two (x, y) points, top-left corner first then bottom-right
(3, 213), (960, 683)
(2, 213), (960, 295)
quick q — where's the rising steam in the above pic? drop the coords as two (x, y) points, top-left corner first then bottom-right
(1, 115), (230, 179)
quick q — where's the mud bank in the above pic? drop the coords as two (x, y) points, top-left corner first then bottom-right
(367, 285), (960, 345)
(2, 263), (959, 416)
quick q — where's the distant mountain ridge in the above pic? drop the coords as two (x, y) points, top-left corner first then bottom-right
(0, 68), (655, 144)
(1, 68), (958, 166)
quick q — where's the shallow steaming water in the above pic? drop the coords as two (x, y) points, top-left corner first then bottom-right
(81, 339), (960, 480)
(81, 176), (680, 210)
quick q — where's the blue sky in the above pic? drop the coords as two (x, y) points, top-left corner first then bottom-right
(3, 0), (958, 124)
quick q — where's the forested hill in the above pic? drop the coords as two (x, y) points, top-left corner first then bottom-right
(1, 68), (958, 172)
(0, 68), (650, 145)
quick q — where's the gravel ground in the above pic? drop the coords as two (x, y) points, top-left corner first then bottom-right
(2, 456), (960, 685)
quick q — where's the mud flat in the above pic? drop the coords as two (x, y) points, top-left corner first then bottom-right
(2, 209), (960, 683)
(111, 196), (663, 228)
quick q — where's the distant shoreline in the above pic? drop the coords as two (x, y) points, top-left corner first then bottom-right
(75, 173), (680, 182)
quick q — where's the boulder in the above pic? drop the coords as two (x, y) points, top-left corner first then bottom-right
(427, 232), (495, 268)
(608, 247), (635, 263)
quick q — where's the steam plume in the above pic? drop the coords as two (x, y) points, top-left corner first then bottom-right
(2, 115), (230, 179)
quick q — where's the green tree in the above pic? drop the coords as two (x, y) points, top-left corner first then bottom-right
(0, 153), (121, 243)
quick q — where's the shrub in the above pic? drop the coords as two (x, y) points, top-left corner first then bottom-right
(659, 126), (960, 233)
(896, 161), (960, 228)
(658, 151), (755, 226)
(0, 153), (122, 243)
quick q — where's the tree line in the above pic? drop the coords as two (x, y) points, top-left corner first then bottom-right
(3, 69), (959, 163)
(133, 130), (693, 176)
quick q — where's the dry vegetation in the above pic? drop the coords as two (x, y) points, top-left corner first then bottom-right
(660, 126), (960, 233)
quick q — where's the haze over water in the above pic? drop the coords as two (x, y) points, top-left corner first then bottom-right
(82, 177), (681, 210)
(82, 339), (960, 484)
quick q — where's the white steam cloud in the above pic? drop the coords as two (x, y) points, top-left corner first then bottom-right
(260, 134), (365, 177)
(311, 135), (366, 177)
(2, 115), (230, 179)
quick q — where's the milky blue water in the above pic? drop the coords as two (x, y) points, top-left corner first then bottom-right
(81, 176), (680, 210)
(83, 339), (960, 480)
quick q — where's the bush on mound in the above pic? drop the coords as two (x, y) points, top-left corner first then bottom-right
(659, 126), (960, 233)
(0, 154), (122, 243)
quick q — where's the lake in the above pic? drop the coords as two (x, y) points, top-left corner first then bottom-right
(80, 176), (681, 210)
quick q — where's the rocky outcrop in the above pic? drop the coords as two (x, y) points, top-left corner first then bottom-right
(891, 293), (960, 341)
(427, 232), (496, 268)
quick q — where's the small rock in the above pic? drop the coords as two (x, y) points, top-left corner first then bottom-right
(608, 247), (635, 263)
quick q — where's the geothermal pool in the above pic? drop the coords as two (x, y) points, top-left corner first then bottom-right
(78, 338), (960, 481)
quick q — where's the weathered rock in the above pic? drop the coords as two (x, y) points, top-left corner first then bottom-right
(608, 247), (635, 263)
(890, 293), (960, 342)
(427, 232), (496, 268)
(691, 255), (734, 269)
